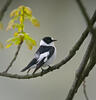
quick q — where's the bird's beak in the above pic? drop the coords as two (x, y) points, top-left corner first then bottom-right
(52, 39), (57, 42)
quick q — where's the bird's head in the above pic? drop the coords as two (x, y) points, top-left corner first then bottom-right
(40, 37), (57, 46)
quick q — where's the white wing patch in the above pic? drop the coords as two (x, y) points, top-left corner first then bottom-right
(44, 57), (47, 62)
(38, 52), (49, 62)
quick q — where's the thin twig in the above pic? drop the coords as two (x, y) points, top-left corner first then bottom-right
(83, 80), (89, 100)
(0, 0), (12, 21)
(3, 41), (23, 73)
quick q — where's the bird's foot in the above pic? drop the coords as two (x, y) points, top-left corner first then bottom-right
(27, 69), (31, 75)
(48, 65), (53, 71)
(41, 67), (45, 76)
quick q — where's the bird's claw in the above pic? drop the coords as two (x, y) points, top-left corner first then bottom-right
(27, 69), (31, 75)
(48, 65), (53, 71)
(41, 67), (45, 76)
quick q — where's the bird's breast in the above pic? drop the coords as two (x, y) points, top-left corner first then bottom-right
(46, 47), (56, 65)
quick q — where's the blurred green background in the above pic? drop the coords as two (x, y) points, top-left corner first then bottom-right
(0, 0), (96, 100)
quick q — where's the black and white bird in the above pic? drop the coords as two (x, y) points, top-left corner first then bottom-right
(21, 36), (57, 74)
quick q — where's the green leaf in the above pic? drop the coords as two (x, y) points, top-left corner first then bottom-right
(6, 43), (13, 48)
(10, 9), (19, 17)
(6, 36), (21, 46)
(31, 16), (40, 27)
(7, 37), (18, 43)
(24, 33), (36, 50)
(24, 7), (32, 15)
(14, 32), (19, 36)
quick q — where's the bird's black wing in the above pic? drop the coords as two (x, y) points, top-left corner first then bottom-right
(33, 57), (46, 74)
(21, 58), (37, 72)
(36, 46), (51, 55)
(48, 46), (55, 59)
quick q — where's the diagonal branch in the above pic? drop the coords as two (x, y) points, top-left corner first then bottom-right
(75, 38), (96, 92)
(65, 0), (96, 100)
(65, 35), (95, 100)
(0, 0), (12, 21)
(3, 41), (23, 73)
(0, 0), (12, 46)
(76, 0), (96, 36)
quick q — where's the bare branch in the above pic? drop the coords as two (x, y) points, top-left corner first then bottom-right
(71, 51), (96, 98)
(3, 41), (23, 73)
(65, 38), (96, 100)
(0, 0), (12, 21)
(76, 0), (96, 36)
(77, 39), (96, 89)
(65, 35), (95, 100)
(65, 0), (96, 100)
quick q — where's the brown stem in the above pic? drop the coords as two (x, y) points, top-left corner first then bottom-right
(3, 41), (23, 73)
(0, 0), (12, 21)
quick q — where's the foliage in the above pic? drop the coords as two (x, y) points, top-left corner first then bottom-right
(6, 5), (40, 50)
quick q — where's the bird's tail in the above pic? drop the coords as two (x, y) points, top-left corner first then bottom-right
(21, 66), (30, 72)
(21, 58), (37, 72)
